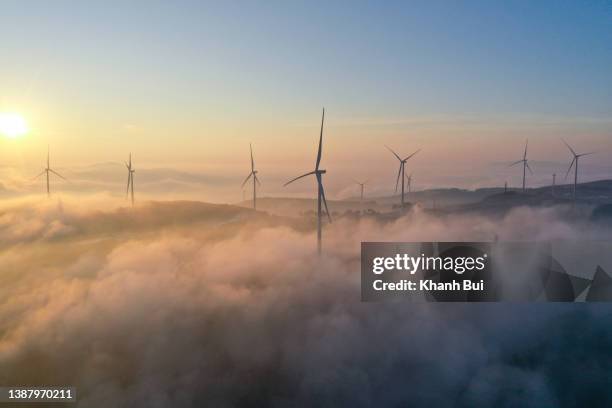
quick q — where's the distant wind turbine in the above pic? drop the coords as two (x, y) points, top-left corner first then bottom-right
(284, 108), (331, 254)
(405, 173), (413, 193)
(125, 153), (135, 206)
(33, 146), (67, 197)
(354, 179), (368, 201)
(562, 139), (595, 201)
(241, 143), (260, 210)
(509, 139), (532, 192)
(385, 145), (420, 209)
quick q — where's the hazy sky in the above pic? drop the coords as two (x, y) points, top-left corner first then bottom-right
(1, 1), (611, 197)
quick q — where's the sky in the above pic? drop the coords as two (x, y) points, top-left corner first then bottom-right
(0, 1), (611, 200)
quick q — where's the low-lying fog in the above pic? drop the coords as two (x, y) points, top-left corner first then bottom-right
(1, 195), (611, 407)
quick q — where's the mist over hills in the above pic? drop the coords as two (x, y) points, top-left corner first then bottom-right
(239, 180), (612, 220)
(0, 198), (310, 250)
(3, 158), (612, 205)
(0, 163), (235, 200)
(2, 195), (612, 406)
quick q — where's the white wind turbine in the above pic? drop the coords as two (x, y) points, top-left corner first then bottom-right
(241, 143), (260, 210)
(509, 139), (532, 192)
(284, 108), (331, 254)
(354, 179), (368, 201)
(405, 173), (413, 193)
(354, 179), (369, 214)
(385, 145), (420, 209)
(125, 153), (135, 206)
(33, 146), (67, 197)
(562, 139), (595, 201)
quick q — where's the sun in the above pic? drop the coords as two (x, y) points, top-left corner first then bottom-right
(0, 112), (29, 138)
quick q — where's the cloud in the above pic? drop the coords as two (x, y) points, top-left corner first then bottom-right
(0, 197), (611, 406)
(0, 164), (240, 203)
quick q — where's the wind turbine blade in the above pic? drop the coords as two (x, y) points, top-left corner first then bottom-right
(319, 180), (332, 223)
(565, 157), (576, 180)
(49, 169), (68, 181)
(315, 108), (324, 170)
(524, 139), (528, 160)
(284, 171), (316, 187)
(126, 172), (131, 197)
(403, 149), (421, 161)
(579, 151), (596, 157)
(509, 160), (523, 167)
(395, 163), (402, 192)
(255, 174), (261, 186)
(241, 172), (253, 188)
(385, 145), (402, 161)
(526, 161), (533, 174)
(250, 143), (254, 171)
(32, 170), (46, 180)
(561, 138), (577, 156)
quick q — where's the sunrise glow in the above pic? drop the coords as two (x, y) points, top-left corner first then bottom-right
(0, 112), (28, 138)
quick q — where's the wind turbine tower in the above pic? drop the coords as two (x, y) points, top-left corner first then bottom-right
(284, 108), (331, 254)
(34, 146), (67, 197)
(241, 143), (260, 210)
(386, 145), (420, 209)
(509, 139), (532, 192)
(562, 139), (595, 202)
(125, 153), (135, 206)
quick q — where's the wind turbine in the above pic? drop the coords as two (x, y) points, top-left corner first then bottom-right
(509, 139), (532, 192)
(284, 108), (331, 254)
(354, 179), (367, 201)
(405, 173), (413, 193)
(33, 146), (67, 197)
(562, 139), (595, 201)
(385, 145), (420, 209)
(241, 143), (260, 210)
(125, 153), (135, 206)
(552, 173), (556, 196)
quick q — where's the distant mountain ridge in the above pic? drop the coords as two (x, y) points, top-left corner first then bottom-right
(245, 180), (612, 217)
